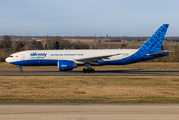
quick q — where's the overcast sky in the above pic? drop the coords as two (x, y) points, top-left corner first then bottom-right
(0, 0), (179, 36)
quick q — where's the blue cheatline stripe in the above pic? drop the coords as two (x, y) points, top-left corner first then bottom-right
(10, 59), (58, 66)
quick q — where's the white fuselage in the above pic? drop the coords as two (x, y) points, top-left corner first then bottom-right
(6, 49), (138, 65)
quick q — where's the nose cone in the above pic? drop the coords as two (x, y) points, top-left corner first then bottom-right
(5, 57), (8, 62)
(5, 57), (9, 62)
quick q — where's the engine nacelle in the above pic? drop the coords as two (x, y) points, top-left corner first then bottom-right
(57, 60), (77, 71)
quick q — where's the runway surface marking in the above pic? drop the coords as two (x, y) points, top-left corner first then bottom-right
(0, 70), (179, 76)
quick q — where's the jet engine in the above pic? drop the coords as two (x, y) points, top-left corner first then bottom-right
(57, 60), (77, 71)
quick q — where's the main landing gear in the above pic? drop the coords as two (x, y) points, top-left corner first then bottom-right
(17, 65), (23, 73)
(83, 68), (95, 73)
(83, 63), (95, 73)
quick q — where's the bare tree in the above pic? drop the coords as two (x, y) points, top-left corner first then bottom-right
(1, 35), (12, 48)
(120, 44), (127, 49)
(44, 35), (49, 49)
(98, 39), (102, 44)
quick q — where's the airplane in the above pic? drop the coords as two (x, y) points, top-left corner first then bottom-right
(5, 24), (171, 73)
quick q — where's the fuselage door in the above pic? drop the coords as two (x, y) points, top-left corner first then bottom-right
(21, 54), (25, 60)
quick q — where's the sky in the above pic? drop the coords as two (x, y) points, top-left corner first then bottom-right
(0, 0), (179, 36)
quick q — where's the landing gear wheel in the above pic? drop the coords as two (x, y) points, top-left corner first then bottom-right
(19, 69), (23, 73)
(87, 69), (91, 73)
(83, 68), (87, 73)
(91, 68), (95, 73)
(83, 68), (95, 73)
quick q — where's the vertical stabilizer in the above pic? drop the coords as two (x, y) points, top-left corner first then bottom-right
(139, 24), (169, 54)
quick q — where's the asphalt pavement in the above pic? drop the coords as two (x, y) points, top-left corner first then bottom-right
(0, 103), (179, 120)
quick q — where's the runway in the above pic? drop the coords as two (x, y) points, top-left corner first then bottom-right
(0, 103), (179, 120)
(0, 70), (179, 76)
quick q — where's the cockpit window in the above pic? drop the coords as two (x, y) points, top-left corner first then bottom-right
(9, 56), (13, 58)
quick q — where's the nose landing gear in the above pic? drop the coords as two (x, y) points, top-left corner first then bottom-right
(17, 65), (23, 73)
(19, 68), (23, 73)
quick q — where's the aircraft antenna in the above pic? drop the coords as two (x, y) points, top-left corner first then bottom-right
(108, 35), (110, 49)
(27, 30), (28, 40)
(94, 31), (96, 49)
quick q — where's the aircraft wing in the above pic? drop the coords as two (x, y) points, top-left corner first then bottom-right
(75, 53), (121, 63)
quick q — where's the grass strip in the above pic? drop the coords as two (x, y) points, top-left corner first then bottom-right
(0, 76), (179, 103)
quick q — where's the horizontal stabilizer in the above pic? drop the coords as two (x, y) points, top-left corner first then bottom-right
(146, 51), (173, 56)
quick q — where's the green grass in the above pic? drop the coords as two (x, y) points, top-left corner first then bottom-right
(163, 42), (179, 45)
(0, 96), (179, 103)
(128, 43), (143, 46)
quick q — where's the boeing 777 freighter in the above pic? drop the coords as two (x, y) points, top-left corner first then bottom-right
(6, 24), (171, 73)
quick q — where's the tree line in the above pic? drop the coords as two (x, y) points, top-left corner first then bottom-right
(0, 35), (89, 62)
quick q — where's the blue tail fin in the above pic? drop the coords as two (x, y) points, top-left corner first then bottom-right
(139, 24), (169, 54)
